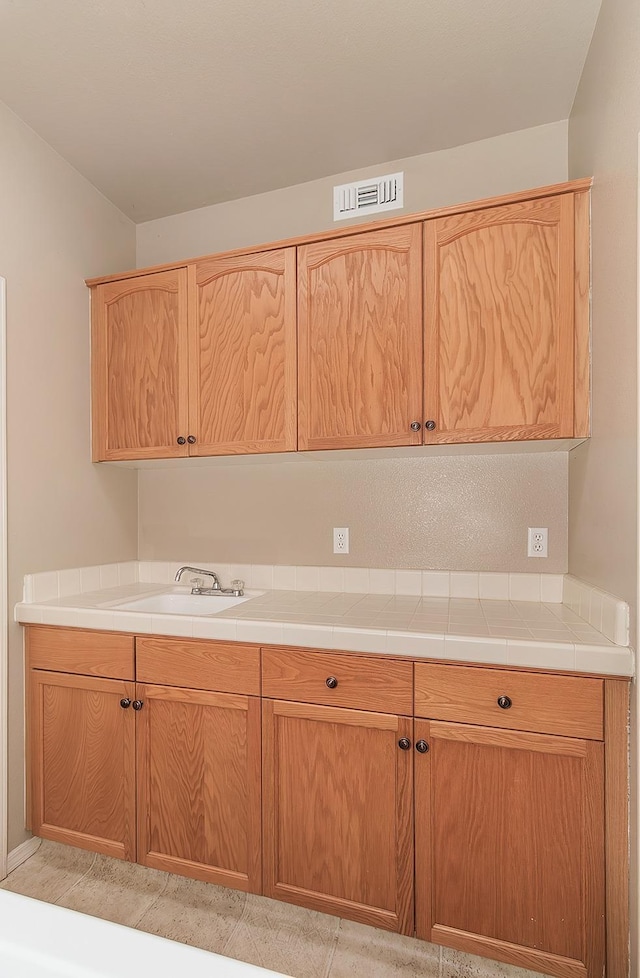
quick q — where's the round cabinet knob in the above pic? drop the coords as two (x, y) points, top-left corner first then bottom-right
(497, 695), (512, 710)
(176, 436), (186, 445)
(119, 698), (131, 709)
(425, 420), (436, 431)
(398, 737), (411, 751)
(325, 676), (338, 689)
(410, 421), (422, 432)
(415, 739), (429, 753)
(132, 700), (144, 711)
(187, 435), (196, 444)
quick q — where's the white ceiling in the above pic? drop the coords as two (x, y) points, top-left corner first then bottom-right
(0, 0), (601, 222)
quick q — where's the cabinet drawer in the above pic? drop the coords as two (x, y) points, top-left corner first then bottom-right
(136, 637), (260, 695)
(262, 647), (413, 714)
(414, 662), (603, 740)
(27, 625), (134, 680)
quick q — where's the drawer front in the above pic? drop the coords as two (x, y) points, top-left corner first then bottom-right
(136, 637), (260, 695)
(262, 647), (413, 714)
(27, 625), (134, 680)
(414, 662), (603, 740)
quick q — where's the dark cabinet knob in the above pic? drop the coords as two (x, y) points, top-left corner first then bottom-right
(415, 739), (429, 753)
(398, 737), (411, 751)
(410, 421), (422, 432)
(497, 695), (512, 710)
(132, 700), (144, 711)
(119, 698), (131, 709)
(325, 676), (338, 689)
(177, 436), (186, 445)
(425, 420), (436, 431)
(187, 435), (196, 444)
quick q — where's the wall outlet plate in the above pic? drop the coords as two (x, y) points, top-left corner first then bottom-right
(333, 527), (349, 554)
(527, 527), (548, 558)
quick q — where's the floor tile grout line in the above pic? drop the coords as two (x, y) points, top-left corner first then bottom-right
(218, 891), (250, 955)
(131, 872), (172, 930)
(52, 850), (98, 906)
(321, 918), (341, 978)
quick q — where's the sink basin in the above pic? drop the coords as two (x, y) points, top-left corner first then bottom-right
(111, 589), (262, 616)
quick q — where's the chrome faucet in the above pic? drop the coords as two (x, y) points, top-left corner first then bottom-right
(174, 566), (244, 597)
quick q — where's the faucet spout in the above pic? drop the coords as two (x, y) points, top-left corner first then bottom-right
(174, 566), (221, 589)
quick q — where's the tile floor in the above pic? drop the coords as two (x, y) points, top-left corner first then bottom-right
(1, 841), (545, 978)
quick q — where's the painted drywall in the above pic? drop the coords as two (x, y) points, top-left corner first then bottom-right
(568, 0), (640, 970)
(138, 453), (569, 572)
(136, 121), (569, 266)
(0, 100), (138, 851)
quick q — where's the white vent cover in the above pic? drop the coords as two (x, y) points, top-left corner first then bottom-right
(333, 172), (404, 221)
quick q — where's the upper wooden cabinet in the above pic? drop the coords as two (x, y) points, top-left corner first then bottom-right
(89, 180), (591, 460)
(297, 224), (423, 450)
(189, 249), (297, 455)
(423, 192), (589, 443)
(91, 269), (189, 461)
(91, 250), (296, 461)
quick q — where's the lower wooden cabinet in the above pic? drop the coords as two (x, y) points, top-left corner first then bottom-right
(415, 719), (605, 976)
(29, 670), (136, 860)
(25, 627), (624, 977)
(262, 699), (414, 934)
(136, 683), (262, 891)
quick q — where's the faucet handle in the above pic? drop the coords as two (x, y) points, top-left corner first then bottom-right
(190, 577), (204, 588)
(231, 579), (245, 594)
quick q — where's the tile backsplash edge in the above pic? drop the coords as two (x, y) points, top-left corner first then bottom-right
(22, 561), (630, 647)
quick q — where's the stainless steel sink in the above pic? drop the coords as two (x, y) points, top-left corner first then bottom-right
(110, 588), (262, 616)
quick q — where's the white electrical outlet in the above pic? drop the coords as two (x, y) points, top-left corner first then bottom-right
(527, 527), (548, 558)
(333, 527), (349, 554)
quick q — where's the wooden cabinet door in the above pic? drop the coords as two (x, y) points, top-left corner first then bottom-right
(190, 249), (297, 455)
(263, 699), (414, 933)
(92, 269), (189, 460)
(298, 225), (423, 450)
(136, 684), (262, 892)
(424, 194), (577, 443)
(30, 671), (136, 860)
(415, 720), (605, 977)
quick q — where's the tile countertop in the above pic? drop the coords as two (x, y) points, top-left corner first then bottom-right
(15, 582), (634, 677)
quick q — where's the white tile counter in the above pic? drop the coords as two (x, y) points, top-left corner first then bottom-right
(15, 575), (635, 677)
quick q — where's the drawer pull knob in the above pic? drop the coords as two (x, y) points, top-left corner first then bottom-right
(177, 436), (186, 445)
(398, 738), (411, 751)
(410, 421), (422, 431)
(425, 420), (436, 431)
(187, 435), (196, 444)
(119, 698), (131, 709)
(132, 700), (144, 711)
(415, 739), (429, 753)
(497, 695), (512, 710)
(325, 676), (338, 689)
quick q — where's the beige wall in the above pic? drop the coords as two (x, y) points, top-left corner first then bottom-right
(139, 453), (568, 573)
(137, 122), (571, 574)
(136, 121), (569, 266)
(568, 0), (640, 970)
(0, 101), (138, 850)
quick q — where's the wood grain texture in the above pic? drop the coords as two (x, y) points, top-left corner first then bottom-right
(261, 647), (413, 714)
(604, 680), (630, 978)
(27, 625), (134, 680)
(136, 637), (260, 694)
(30, 670), (136, 860)
(137, 683), (261, 892)
(91, 268), (189, 460)
(424, 194), (576, 444)
(298, 224), (423, 450)
(263, 699), (413, 933)
(415, 719), (604, 976)
(189, 249), (296, 455)
(86, 178), (593, 287)
(573, 190), (591, 438)
(414, 662), (603, 739)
